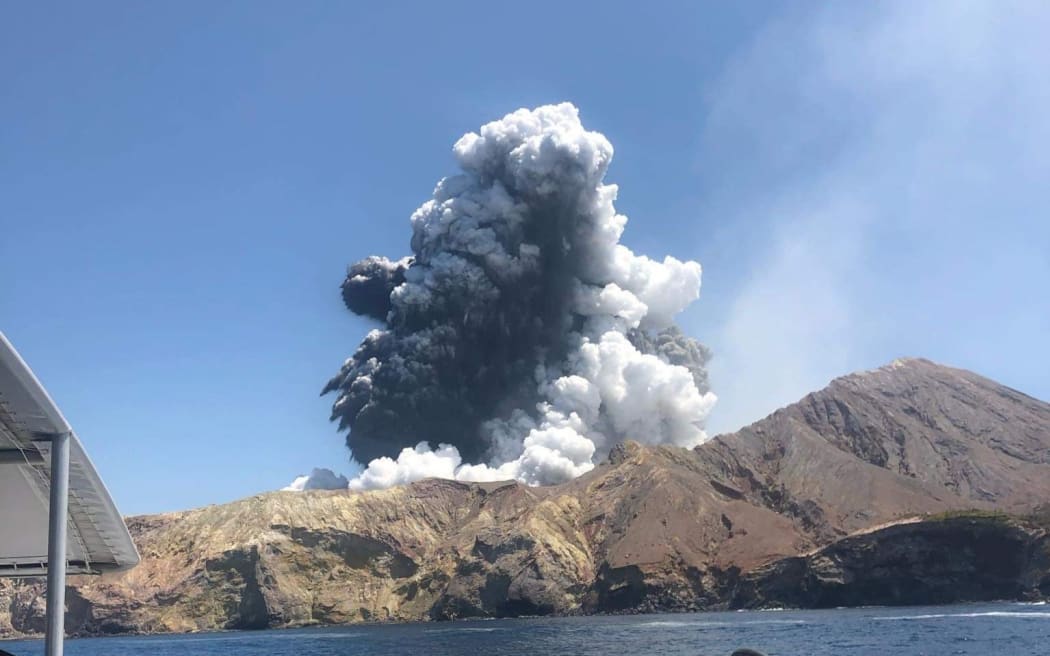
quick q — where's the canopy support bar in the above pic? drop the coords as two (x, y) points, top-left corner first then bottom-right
(0, 449), (44, 464)
(44, 431), (69, 656)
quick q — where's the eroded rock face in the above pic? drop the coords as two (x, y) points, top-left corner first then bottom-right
(1, 359), (1047, 637)
(731, 514), (1050, 609)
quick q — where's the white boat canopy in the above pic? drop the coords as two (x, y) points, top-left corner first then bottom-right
(0, 333), (139, 577)
(0, 332), (140, 655)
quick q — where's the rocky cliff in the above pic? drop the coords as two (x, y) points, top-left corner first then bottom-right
(731, 511), (1050, 609)
(1, 358), (1048, 637)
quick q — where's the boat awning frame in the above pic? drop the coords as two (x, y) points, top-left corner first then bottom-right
(0, 333), (140, 576)
(0, 332), (140, 655)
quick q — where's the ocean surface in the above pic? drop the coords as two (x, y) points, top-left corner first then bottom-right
(3, 602), (1049, 656)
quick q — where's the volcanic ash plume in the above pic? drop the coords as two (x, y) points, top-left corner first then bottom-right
(323, 103), (716, 490)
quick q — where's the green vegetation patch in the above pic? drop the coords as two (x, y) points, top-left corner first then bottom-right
(925, 509), (1013, 523)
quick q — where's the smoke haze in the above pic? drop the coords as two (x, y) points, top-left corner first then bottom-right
(699, 1), (1050, 435)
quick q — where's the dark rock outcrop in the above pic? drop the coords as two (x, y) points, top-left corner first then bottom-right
(732, 512), (1050, 608)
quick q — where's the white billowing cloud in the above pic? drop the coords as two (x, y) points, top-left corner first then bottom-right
(703, 1), (1050, 433)
(612, 251), (703, 330)
(282, 468), (349, 492)
(345, 429), (595, 493)
(565, 330), (715, 453)
(348, 443), (463, 491)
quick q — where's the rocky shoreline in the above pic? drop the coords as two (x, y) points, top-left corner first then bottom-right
(2, 511), (1048, 640)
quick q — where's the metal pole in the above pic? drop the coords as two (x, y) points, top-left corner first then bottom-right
(44, 432), (70, 656)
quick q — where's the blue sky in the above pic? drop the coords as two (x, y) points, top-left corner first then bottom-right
(2, 1), (1047, 515)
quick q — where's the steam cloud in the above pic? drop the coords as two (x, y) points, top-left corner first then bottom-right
(323, 103), (716, 490)
(283, 468), (350, 492)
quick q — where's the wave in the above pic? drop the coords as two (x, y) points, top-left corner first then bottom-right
(637, 621), (723, 628)
(874, 611), (1050, 621)
(637, 619), (807, 628)
(110, 632), (364, 645)
(425, 627), (501, 633)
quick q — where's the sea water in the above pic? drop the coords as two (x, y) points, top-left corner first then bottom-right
(3, 602), (1049, 655)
